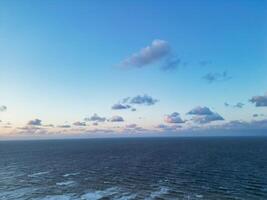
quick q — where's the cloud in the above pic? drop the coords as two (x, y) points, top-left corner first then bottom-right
(131, 126), (147, 132)
(233, 102), (244, 108)
(0, 105), (7, 112)
(164, 112), (185, 123)
(109, 116), (124, 122)
(155, 124), (182, 132)
(218, 119), (267, 130)
(253, 114), (264, 118)
(18, 126), (42, 131)
(224, 102), (244, 108)
(73, 121), (86, 126)
(187, 106), (224, 124)
(123, 124), (147, 133)
(250, 92), (267, 107)
(120, 39), (171, 68)
(2, 125), (12, 128)
(125, 124), (137, 128)
(187, 106), (213, 115)
(203, 71), (232, 83)
(192, 114), (224, 124)
(57, 125), (71, 128)
(113, 95), (157, 112)
(84, 114), (106, 122)
(123, 94), (158, 106)
(161, 57), (181, 71)
(111, 103), (131, 110)
(17, 126), (48, 135)
(27, 119), (42, 126)
(224, 102), (230, 107)
(155, 124), (169, 129)
(43, 124), (54, 127)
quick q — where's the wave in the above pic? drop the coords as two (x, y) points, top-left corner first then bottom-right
(182, 193), (204, 199)
(39, 195), (73, 200)
(0, 188), (36, 199)
(81, 187), (118, 200)
(196, 194), (204, 198)
(63, 172), (80, 177)
(56, 180), (76, 186)
(114, 193), (137, 200)
(28, 171), (49, 177)
(145, 186), (169, 200)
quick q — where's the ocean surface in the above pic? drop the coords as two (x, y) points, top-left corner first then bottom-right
(0, 137), (267, 200)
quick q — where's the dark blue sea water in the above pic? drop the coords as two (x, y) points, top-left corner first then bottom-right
(0, 137), (267, 200)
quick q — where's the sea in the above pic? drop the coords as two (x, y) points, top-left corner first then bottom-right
(0, 137), (267, 200)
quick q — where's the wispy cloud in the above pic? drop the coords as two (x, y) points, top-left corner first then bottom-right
(125, 124), (137, 128)
(224, 102), (230, 107)
(250, 92), (267, 107)
(203, 71), (232, 83)
(73, 121), (86, 126)
(0, 105), (7, 112)
(17, 126), (48, 135)
(234, 102), (244, 108)
(18, 126), (43, 131)
(155, 124), (182, 132)
(57, 125), (71, 128)
(218, 119), (267, 130)
(111, 103), (131, 110)
(224, 102), (244, 108)
(253, 113), (264, 118)
(43, 124), (54, 128)
(124, 124), (147, 133)
(161, 57), (181, 71)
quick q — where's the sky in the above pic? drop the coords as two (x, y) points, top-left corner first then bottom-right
(0, 0), (267, 139)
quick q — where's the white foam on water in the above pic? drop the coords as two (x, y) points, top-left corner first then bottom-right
(145, 186), (169, 200)
(28, 171), (50, 177)
(63, 172), (80, 177)
(39, 195), (73, 200)
(195, 194), (203, 198)
(0, 187), (35, 199)
(80, 192), (103, 200)
(114, 193), (137, 200)
(81, 187), (119, 200)
(183, 193), (204, 200)
(56, 180), (76, 186)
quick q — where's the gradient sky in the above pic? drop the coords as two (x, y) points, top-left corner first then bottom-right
(0, 0), (267, 139)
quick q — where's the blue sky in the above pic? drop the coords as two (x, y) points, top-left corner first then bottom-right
(0, 0), (267, 139)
